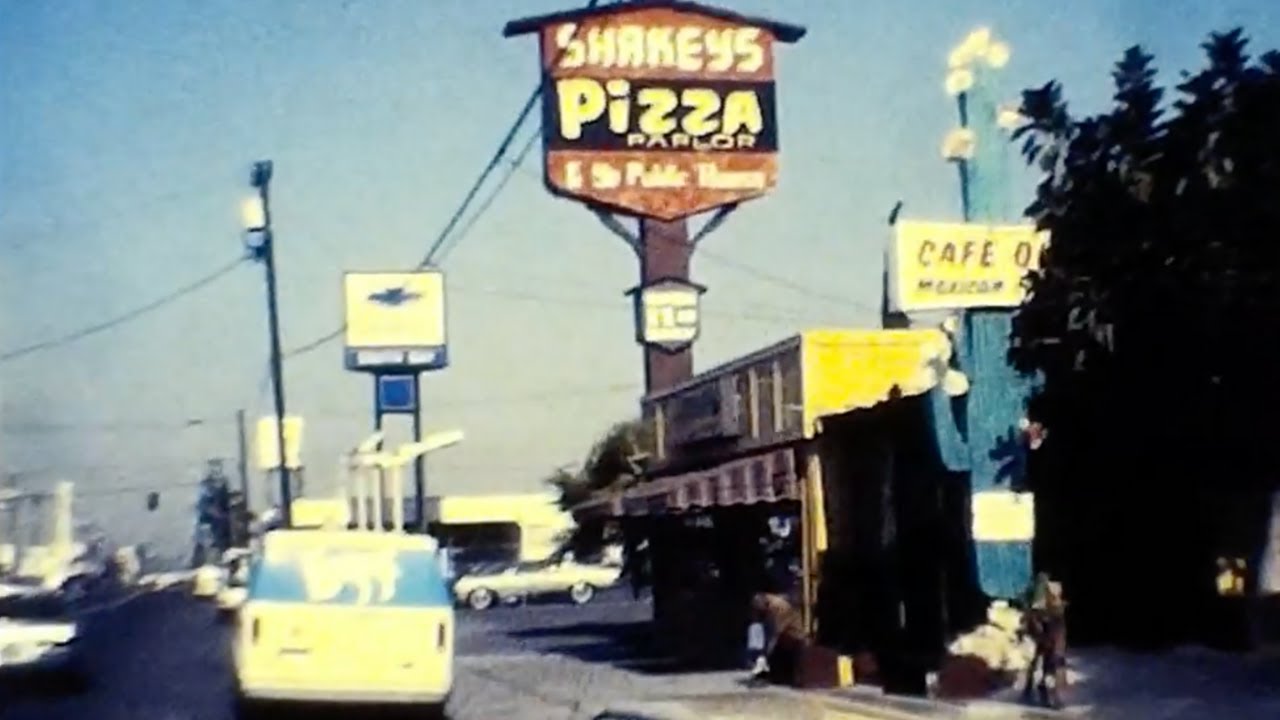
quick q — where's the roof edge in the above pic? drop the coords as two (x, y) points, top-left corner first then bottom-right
(503, 0), (806, 43)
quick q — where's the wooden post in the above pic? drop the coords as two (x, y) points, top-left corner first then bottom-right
(801, 448), (828, 637)
(637, 217), (695, 635)
(638, 218), (694, 390)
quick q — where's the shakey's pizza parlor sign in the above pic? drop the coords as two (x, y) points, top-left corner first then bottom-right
(504, 1), (805, 221)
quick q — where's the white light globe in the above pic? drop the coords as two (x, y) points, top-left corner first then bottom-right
(987, 41), (1011, 68)
(942, 369), (971, 397)
(941, 128), (977, 161)
(945, 68), (975, 96)
(240, 196), (266, 232)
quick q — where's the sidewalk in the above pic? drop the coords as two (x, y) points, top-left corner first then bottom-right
(830, 686), (1072, 719)
(827, 646), (1280, 720)
(989, 646), (1280, 719)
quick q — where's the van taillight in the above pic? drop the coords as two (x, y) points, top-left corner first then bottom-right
(437, 623), (446, 650)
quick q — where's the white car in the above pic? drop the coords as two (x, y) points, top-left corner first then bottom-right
(451, 558), (621, 610)
(0, 590), (86, 689)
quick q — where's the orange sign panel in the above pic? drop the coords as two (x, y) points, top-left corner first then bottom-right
(507, 3), (802, 220)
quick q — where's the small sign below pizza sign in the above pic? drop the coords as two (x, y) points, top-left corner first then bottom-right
(505, 1), (805, 221)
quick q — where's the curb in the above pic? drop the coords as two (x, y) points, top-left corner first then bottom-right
(821, 687), (1079, 719)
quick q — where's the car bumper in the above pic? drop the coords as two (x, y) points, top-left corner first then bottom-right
(237, 683), (450, 705)
(0, 644), (78, 675)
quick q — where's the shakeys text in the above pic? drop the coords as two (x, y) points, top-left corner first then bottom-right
(552, 22), (766, 73)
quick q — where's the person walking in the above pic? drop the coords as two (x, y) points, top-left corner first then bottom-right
(1021, 573), (1069, 709)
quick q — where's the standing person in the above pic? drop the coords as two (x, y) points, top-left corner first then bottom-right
(1021, 573), (1069, 709)
(749, 591), (809, 686)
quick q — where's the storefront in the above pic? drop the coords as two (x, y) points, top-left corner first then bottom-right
(575, 328), (975, 674)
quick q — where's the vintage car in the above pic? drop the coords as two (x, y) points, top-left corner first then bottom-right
(451, 557), (621, 610)
(0, 588), (86, 689)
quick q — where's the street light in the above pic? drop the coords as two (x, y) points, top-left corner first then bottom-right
(242, 159), (293, 528)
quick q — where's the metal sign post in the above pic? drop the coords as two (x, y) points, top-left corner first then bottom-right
(343, 270), (449, 530)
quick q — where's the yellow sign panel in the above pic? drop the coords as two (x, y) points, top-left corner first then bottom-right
(971, 490), (1035, 542)
(799, 329), (950, 436)
(343, 271), (447, 371)
(255, 415), (304, 470)
(892, 220), (1047, 312)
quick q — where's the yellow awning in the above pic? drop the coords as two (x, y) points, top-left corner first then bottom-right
(799, 328), (950, 435)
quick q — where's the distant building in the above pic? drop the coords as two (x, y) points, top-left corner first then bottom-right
(422, 493), (573, 569)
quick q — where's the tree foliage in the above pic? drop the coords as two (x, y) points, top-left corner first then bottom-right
(544, 418), (654, 559)
(546, 418), (654, 512)
(1010, 29), (1280, 644)
(1014, 29), (1280, 466)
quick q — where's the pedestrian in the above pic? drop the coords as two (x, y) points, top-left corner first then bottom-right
(746, 618), (769, 679)
(1021, 573), (1069, 709)
(749, 591), (809, 686)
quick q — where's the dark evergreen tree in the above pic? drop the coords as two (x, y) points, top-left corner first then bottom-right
(1011, 30), (1280, 646)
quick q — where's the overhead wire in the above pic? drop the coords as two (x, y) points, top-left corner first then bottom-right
(0, 256), (248, 363)
(279, 0), (877, 365)
(1, 382), (644, 435)
(278, 0), (609, 361)
(431, 129), (542, 265)
(416, 0), (607, 269)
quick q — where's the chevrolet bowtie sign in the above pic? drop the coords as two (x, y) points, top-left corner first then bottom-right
(628, 278), (706, 353)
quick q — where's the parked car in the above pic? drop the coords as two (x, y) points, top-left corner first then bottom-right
(0, 588), (86, 689)
(452, 557), (621, 610)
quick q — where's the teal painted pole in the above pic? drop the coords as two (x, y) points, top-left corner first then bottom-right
(944, 30), (1035, 599)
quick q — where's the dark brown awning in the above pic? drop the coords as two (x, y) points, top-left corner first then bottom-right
(573, 448), (798, 519)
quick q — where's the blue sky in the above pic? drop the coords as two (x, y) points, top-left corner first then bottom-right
(3, 0), (1279, 547)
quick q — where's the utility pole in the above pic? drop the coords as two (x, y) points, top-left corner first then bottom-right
(235, 408), (250, 506)
(412, 373), (425, 530)
(244, 160), (292, 527)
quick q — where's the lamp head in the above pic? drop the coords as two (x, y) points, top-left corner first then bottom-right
(250, 160), (273, 189)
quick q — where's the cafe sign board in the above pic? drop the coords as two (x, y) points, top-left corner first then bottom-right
(889, 220), (1049, 312)
(504, 1), (805, 221)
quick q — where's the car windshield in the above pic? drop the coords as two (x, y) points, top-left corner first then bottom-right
(0, 593), (71, 621)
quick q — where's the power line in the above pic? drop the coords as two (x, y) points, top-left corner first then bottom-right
(0, 256), (247, 363)
(432, 129), (542, 265)
(280, 269), (838, 363)
(417, 0), (607, 268)
(280, 1), (607, 360)
(1, 382), (643, 435)
(284, 327), (345, 359)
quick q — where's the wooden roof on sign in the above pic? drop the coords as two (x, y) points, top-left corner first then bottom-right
(503, 0), (807, 43)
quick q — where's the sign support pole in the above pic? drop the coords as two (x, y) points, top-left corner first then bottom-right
(637, 218), (695, 393)
(412, 372), (426, 530)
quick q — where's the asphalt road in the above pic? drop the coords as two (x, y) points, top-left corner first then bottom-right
(0, 587), (748, 720)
